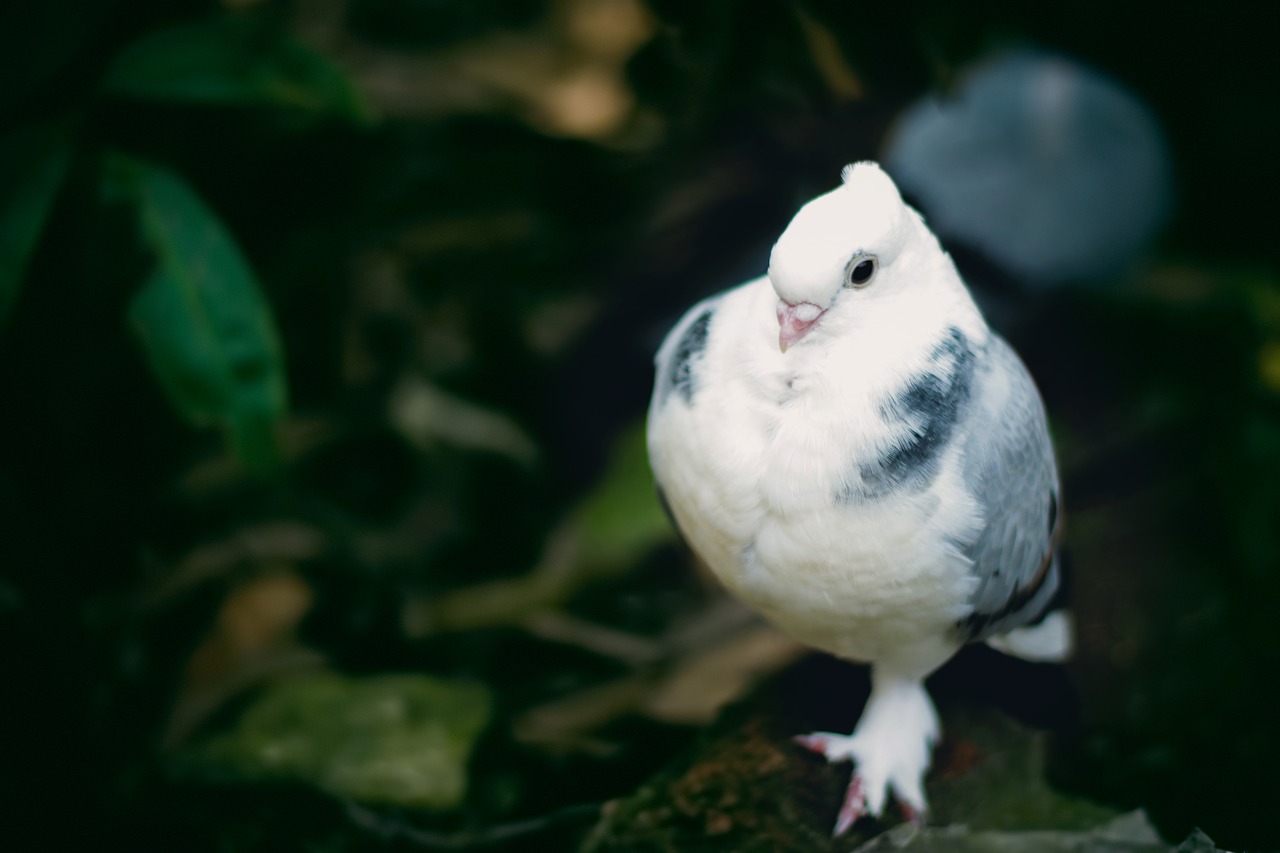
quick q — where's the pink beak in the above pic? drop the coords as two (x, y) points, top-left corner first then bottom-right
(777, 300), (826, 352)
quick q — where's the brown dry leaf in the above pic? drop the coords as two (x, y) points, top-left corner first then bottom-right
(794, 6), (864, 101)
(507, 604), (801, 750)
(478, 0), (655, 138)
(522, 610), (663, 666)
(292, 0), (657, 141)
(523, 293), (599, 355)
(214, 572), (313, 653)
(528, 66), (636, 140)
(643, 625), (805, 725)
(164, 571), (323, 745)
(388, 374), (538, 466)
(558, 0), (654, 61)
(512, 674), (655, 753)
(143, 522), (328, 607)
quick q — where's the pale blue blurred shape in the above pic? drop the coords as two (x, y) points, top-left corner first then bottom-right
(883, 50), (1174, 286)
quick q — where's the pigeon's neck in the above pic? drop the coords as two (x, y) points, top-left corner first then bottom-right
(739, 282), (984, 482)
(771, 285), (984, 394)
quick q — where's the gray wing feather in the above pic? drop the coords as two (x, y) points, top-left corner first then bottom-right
(651, 294), (723, 410)
(957, 334), (1061, 642)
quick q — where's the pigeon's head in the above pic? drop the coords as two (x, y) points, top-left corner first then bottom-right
(768, 161), (932, 352)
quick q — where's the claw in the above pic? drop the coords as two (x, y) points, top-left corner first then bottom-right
(793, 677), (938, 835)
(833, 774), (866, 837)
(898, 799), (926, 826)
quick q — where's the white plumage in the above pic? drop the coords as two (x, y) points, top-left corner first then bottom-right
(646, 162), (1066, 834)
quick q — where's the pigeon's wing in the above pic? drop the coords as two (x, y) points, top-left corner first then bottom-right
(648, 291), (728, 539)
(956, 334), (1062, 643)
(650, 291), (729, 412)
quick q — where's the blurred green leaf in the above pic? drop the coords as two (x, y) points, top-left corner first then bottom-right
(575, 422), (672, 568)
(116, 156), (287, 471)
(101, 16), (370, 121)
(401, 423), (673, 635)
(0, 127), (73, 328)
(181, 673), (491, 809)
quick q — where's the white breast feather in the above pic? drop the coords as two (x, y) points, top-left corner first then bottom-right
(648, 275), (989, 673)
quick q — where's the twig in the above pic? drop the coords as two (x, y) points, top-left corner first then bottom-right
(343, 800), (601, 850)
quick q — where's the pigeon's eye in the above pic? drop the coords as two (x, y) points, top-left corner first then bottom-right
(846, 256), (877, 288)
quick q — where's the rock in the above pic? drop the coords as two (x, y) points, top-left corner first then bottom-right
(1173, 828), (1221, 853)
(581, 653), (1193, 851)
(850, 810), (1165, 852)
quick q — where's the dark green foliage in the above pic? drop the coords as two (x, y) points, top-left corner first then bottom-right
(102, 16), (369, 120)
(0, 125), (72, 326)
(117, 156), (288, 471)
(0, 11), (374, 468)
(179, 673), (492, 809)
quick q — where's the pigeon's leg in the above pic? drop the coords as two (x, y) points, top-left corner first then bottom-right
(795, 667), (940, 836)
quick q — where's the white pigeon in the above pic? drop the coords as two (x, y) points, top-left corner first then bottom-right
(645, 161), (1069, 835)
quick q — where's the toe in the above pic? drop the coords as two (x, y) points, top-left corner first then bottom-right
(887, 764), (929, 821)
(897, 799), (927, 826)
(793, 731), (854, 762)
(832, 775), (866, 837)
(793, 733), (833, 754)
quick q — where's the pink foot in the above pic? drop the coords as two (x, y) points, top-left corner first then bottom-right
(833, 774), (866, 837)
(792, 731), (929, 835)
(791, 678), (939, 834)
(792, 735), (870, 836)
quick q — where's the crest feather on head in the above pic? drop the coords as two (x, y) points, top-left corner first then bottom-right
(768, 161), (919, 306)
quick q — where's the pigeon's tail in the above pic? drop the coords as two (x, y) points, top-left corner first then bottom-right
(984, 548), (1074, 663)
(985, 608), (1072, 663)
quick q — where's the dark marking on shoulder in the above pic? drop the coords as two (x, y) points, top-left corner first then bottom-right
(842, 326), (976, 501)
(668, 308), (714, 404)
(1047, 492), (1059, 536)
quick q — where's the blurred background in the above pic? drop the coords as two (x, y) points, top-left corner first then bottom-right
(1, 0), (1277, 849)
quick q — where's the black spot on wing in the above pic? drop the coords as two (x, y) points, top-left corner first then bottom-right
(668, 308), (714, 404)
(844, 327), (976, 501)
(958, 546), (1064, 641)
(958, 491), (1068, 642)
